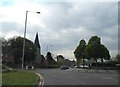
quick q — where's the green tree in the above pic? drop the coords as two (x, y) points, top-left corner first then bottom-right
(99, 45), (110, 62)
(2, 37), (37, 66)
(88, 36), (101, 44)
(56, 55), (65, 65)
(74, 39), (86, 65)
(2, 37), (11, 55)
(115, 54), (120, 63)
(46, 52), (57, 65)
(85, 36), (110, 63)
(40, 55), (45, 65)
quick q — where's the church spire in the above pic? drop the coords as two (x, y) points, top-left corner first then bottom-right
(34, 32), (40, 48)
(34, 32), (41, 64)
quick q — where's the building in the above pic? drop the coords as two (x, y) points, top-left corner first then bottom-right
(34, 33), (41, 64)
(2, 54), (14, 62)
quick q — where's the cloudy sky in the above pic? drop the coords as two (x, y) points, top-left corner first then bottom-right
(0, 0), (119, 60)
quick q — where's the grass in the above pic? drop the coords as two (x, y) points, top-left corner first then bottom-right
(2, 70), (38, 86)
(0, 74), (2, 87)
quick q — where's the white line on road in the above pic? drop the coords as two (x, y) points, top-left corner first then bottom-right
(36, 73), (44, 87)
(79, 80), (86, 85)
(101, 76), (118, 82)
(80, 77), (90, 78)
(101, 77), (116, 80)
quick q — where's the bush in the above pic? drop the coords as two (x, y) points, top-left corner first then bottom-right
(35, 65), (60, 68)
(91, 61), (120, 70)
(92, 61), (117, 67)
(2, 65), (17, 73)
(2, 65), (9, 70)
(2, 61), (15, 68)
(2, 69), (17, 73)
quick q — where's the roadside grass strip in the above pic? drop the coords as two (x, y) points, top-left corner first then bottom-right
(2, 70), (38, 86)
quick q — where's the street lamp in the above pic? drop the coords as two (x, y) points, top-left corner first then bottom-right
(21, 11), (40, 69)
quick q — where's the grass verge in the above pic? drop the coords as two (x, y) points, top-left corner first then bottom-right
(2, 70), (38, 86)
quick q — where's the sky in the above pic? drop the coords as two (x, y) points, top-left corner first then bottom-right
(0, 0), (119, 60)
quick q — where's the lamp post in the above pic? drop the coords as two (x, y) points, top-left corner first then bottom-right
(22, 11), (40, 69)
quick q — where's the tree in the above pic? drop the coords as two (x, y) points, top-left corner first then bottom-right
(46, 52), (57, 65)
(88, 36), (101, 45)
(40, 55), (45, 65)
(84, 36), (110, 63)
(115, 54), (120, 63)
(74, 39), (86, 65)
(2, 37), (11, 55)
(56, 55), (65, 65)
(2, 37), (37, 66)
(99, 45), (110, 62)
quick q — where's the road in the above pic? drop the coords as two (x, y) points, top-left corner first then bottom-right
(35, 68), (119, 86)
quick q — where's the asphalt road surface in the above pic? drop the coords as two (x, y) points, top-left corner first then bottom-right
(35, 68), (119, 86)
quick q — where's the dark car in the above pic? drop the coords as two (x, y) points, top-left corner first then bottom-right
(60, 65), (69, 70)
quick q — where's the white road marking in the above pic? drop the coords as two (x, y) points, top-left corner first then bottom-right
(79, 80), (86, 85)
(101, 77), (114, 80)
(36, 73), (44, 87)
(80, 77), (90, 78)
(101, 76), (118, 82)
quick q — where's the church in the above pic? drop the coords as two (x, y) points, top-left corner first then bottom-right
(33, 32), (56, 66)
(34, 32), (42, 64)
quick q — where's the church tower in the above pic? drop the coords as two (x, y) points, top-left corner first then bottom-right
(34, 32), (41, 64)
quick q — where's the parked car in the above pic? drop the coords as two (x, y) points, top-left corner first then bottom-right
(60, 65), (69, 70)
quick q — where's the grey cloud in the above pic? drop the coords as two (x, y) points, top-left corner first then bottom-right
(2, 22), (24, 34)
(41, 2), (117, 33)
(1, 2), (118, 57)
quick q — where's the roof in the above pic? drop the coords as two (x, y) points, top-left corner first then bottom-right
(34, 33), (40, 48)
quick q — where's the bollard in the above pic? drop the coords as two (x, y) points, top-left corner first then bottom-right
(32, 66), (34, 70)
(26, 66), (28, 69)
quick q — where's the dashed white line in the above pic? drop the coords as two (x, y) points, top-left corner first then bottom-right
(101, 77), (114, 80)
